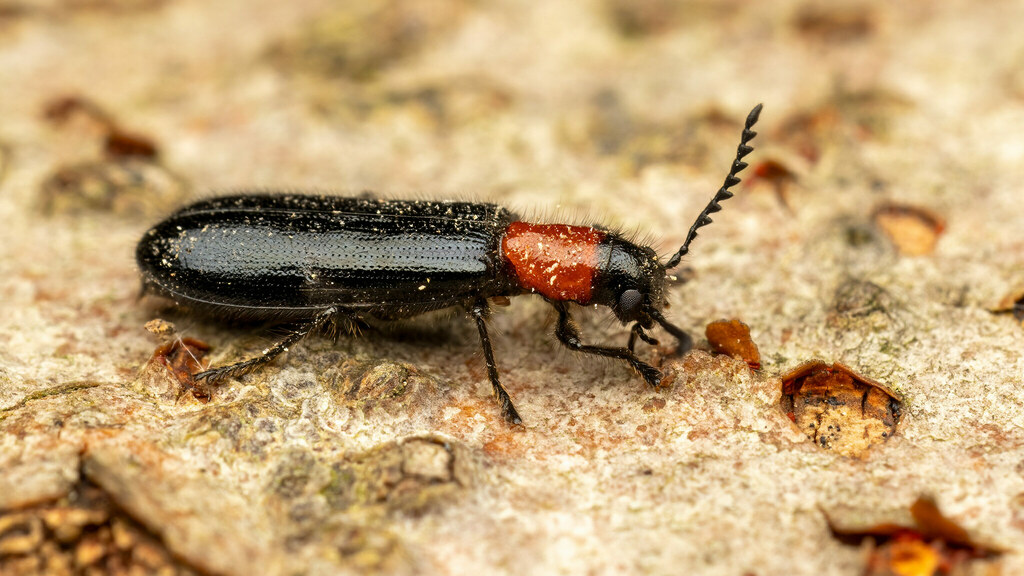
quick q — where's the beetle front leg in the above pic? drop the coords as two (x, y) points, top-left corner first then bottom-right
(469, 299), (523, 425)
(627, 322), (659, 353)
(195, 306), (338, 384)
(553, 302), (662, 387)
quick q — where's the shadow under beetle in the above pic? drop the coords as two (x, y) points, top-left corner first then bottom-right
(136, 104), (762, 424)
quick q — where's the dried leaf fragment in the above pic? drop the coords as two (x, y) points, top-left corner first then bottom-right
(705, 319), (760, 369)
(748, 159), (798, 209)
(827, 496), (1004, 576)
(104, 129), (159, 159)
(39, 95), (188, 218)
(794, 5), (876, 42)
(149, 337), (211, 401)
(872, 202), (946, 256)
(43, 95), (159, 159)
(781, 361), (902, 457)
(990, 286), (1024, 325)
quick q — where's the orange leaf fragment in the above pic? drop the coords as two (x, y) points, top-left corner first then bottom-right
(872, 202), (945, 256)
(704, 319), (760, 370)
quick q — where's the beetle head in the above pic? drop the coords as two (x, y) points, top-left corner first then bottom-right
(589, 104), (762, 355)
(592, 237), (664, 323)
(590, 235), (697, 353)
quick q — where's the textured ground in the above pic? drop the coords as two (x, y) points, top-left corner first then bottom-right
(1, 1), (1023, 575)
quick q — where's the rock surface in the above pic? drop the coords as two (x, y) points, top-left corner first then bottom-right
(1, 1), (1022, 574)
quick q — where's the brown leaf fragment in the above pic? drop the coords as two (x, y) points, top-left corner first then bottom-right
(748, 159), (798, 210)
(43, 95), (113, 127)
(826, 496), (1004, 576)
(872, 202), (946, 256)
(794, 5), (876, 43)
(149, 337), (211, 401)
(43, 95), (159, 159)
(104, 129), (158, 159)
(990, 287), (1024, 325)
(780, 361), (902, 457)
(705, 319), (761, 370)
(909, 497), (972, 548)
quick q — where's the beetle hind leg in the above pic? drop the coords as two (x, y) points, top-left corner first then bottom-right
(195, 306), (339, 385)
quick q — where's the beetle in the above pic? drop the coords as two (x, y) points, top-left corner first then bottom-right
(137, 104), (761, 424)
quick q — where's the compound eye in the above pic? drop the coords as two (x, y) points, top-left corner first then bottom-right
(618, 289), (643, 316)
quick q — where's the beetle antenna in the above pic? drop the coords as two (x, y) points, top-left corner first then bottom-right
(665, 103), (762, 270)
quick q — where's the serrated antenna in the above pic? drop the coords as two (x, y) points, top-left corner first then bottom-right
(665, 103), (762, 270)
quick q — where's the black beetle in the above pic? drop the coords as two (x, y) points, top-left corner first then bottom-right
(137, 104), (761, 423)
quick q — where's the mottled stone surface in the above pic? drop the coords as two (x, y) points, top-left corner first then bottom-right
(1, 1), (1022, 574)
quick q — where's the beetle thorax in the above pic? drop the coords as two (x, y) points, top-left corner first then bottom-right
(501, 222), (606, 303)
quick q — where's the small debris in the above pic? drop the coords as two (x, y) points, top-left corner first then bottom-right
(990, 287), (1024, 325)
(832, 279), (892, 318)
(827, 496), (1004, 575)
(604, 0), (682, 38)
(43, 95), (158, 160)
(0, 480), (198, 575)
(39, 158), (188, 217)
(103, 129), (158, 159)
(704, 319), (760, 370)
(793, 5), (877, 42)
(322, 359), (450, 418)
(872, 202), (946, 256)
(748, 159), (798, 209)
(39, 94), (189, 218)
(143, 318), (176, 340)
(829, 279), (902, 332)
(781, 361), (902, 457)
(149, 337), (211, 401)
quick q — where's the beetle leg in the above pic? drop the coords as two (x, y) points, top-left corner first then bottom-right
(328, 312), (371, 344)
(468, 300), (523, 425)
(195, 306), (338, 384)
(553, 302), (662, 387)
(627, 322), (659, 352)
(649, 309), (694, 355)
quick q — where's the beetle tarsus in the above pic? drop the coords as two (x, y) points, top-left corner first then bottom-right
(553, 302), (662, 388)
(194, 306), (338, 384)
(469, 300), (523, 425)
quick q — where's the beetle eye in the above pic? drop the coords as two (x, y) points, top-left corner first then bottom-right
(618, 289), (643, 315)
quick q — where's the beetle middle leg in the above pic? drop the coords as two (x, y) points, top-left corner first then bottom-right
(195, 306), (339, 384)
(468, 299), (523, 425)
(552, 302), (662, 387)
